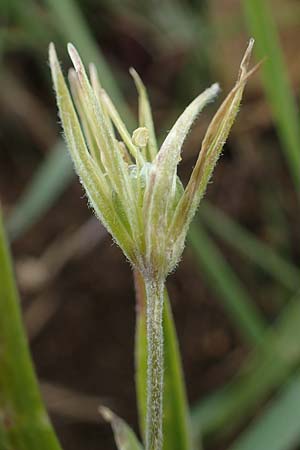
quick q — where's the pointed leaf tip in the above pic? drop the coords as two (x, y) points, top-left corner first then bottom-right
(67, 43), (84, 75)
(129, 67), (142, 87)
(48, 42), (58, 69)
(240, 38), (255, 77)
(99, 406), (144, 450)
(99, 406), (114, 422)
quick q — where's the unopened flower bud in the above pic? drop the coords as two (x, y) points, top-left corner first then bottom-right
(132, 127), (149, 148)
(49, 39), (257, 280)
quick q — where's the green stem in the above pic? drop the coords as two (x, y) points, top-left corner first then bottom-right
(144, 276), (165, 450)
(0, 208), (62, 450)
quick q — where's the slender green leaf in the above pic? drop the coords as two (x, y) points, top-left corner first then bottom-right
(188, 223), (266, 346)
(100, 406), (143, 450)
(134, 271), (193, 450)
(199, 201), (300, 291)
(134, 270), (147, 437)
(0, 207), (62, 450)
(163, 288), (194, 450)
(191, 292), (300, 442)
(230, 372), (300, 450)
(243, 0), (300, 189)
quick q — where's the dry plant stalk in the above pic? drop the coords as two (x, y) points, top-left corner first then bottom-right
(49, 39), (257, 450)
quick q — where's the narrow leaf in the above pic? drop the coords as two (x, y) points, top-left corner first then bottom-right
(188, 223), (266, 346)
(243, 0), (300, 189)
(199, 201), (300, 291)
(0, 207), (62, 450)
(230, 373), (300, 450)
(191, 292), (300, 442)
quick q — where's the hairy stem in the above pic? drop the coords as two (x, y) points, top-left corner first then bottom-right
(144, 276), (165, 450)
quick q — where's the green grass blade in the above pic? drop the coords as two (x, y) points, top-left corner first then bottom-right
(243, 0), (300, 189)
(163, 289), (194, 450)
(229, 372), (300, 450)
(7, 141), (73, 240)
(199, 202), (300, 291)
(0, 207), (62, 450)
(134, 271), (193, 450)
(191, 291), (300, 442)
(188, 223), (266, 346)
(134, 270), (147, 437)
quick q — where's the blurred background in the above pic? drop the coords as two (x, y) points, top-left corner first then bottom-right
(1, 0), (300, 449)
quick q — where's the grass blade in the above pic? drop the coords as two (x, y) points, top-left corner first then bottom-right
(199, 202), (300, 291)
(0, 207), (62, 450)
(229, 372), (300, 450)
(188, 223), (266, 346)
(134, 270), (193, 450)
(243, 0), (300, 189)
(191, 291), (300, 442)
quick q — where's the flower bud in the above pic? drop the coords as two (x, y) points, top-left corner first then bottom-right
(49, 40), (257, 280)
(132, 127), (149, 148)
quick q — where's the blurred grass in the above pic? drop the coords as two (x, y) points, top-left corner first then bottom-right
(229, 372), (300, 450)
(199, 202), (300, 291)
(243, 0), (300, 189)
(7, 141), (73, 240)
(188, 224), (266, 346)
(0, 208), (62, 450)
(191, 291), (300, 442)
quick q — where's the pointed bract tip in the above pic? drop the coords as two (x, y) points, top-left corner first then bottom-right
(129, 67), (144, 89)
(99, 406), (114, 422)
(129, 67), (137, 77)
(67, 43), (83, 73)
(194, 82), (220, 106)
(240, 38), (255, 75)
(67, 42), (75, 54)
(48, 42), (58, 67)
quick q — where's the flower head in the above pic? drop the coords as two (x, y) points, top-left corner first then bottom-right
(49, 40), (257, 280)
